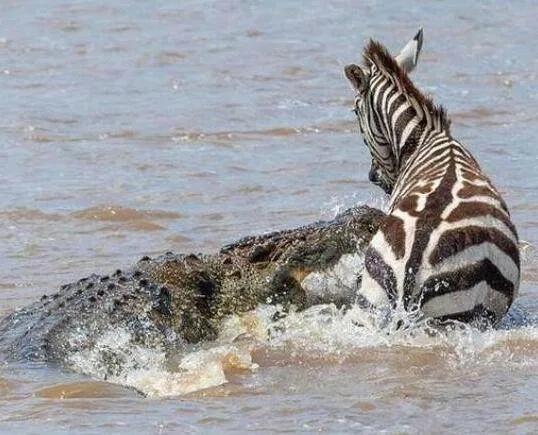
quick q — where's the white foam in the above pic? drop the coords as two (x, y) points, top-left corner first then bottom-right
(113, 345), (256, 397)
(66, 300), (537, 398)
(301, 253), (364, 302)
(67, 326), (258, 397)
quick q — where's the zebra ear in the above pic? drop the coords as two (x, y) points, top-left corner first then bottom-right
(395, 28), (423, 73)
(344, 64), (367, 93)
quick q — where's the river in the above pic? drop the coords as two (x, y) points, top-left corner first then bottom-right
(0, 0), (537, 433)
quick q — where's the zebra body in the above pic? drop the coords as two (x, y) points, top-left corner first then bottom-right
(345, 30), (519, 325)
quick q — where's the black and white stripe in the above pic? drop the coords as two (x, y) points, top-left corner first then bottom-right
(345, 30), (519, 326)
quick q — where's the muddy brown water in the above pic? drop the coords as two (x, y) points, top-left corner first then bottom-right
(1, 1), (537, 433)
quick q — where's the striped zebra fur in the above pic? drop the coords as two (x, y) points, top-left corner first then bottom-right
(344, 30), (520, 326)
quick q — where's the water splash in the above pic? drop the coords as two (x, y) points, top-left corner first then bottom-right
(65, 299), (537, 398)
(67, 328), (257, 397)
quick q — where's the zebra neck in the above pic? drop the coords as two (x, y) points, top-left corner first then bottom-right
(388, 129), (452, 206)
(390, 98), (448, 172)
(398, 125), (450, 172)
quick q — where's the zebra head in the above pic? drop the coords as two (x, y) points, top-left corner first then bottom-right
(345, 29), (424, 195)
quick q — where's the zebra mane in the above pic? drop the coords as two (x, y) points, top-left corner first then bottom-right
(363, 40), (451, 132)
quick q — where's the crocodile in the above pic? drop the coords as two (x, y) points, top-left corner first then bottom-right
(0, 205), (384, 375)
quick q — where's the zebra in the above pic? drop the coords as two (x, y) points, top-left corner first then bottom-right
(344, 29), (520, 327)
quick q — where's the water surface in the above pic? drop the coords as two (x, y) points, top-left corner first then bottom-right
(1, 0), (537, 433)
